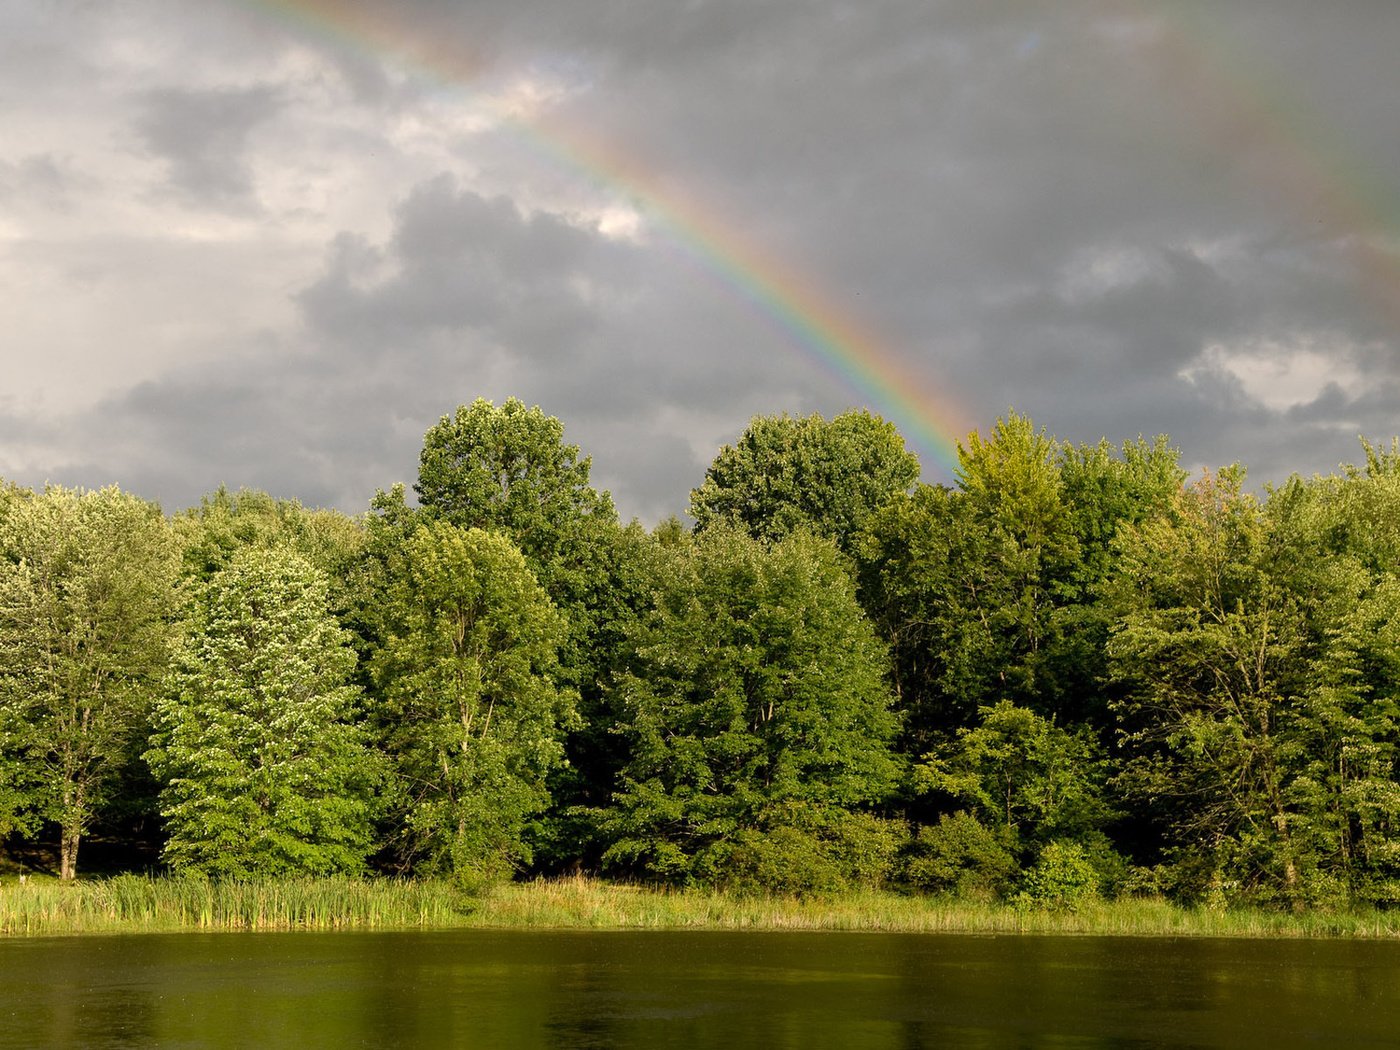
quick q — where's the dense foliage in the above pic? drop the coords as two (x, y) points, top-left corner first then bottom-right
(146, 547), (380, 878)
(3, 400), (1400, 913)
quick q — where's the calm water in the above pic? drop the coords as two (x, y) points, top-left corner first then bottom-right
(1, 929), (1397, 1048)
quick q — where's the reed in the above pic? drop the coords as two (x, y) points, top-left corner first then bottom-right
(0, 874), (473, 935)
(464, 876), (1400, 938)
(3, 873), (1398, 938)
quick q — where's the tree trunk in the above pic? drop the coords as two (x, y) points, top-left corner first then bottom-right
(60, 824), (81, 881)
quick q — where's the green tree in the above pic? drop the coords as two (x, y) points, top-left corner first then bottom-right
(411, 399), (650, 871)
(954, 411), (1081, 715)
(1051, 435), (1185, 724)
(856, 483), (1004, 743)
(601, 526), (901, 888)
(369, 522), (574, 883)
(415, 397), (616, 586)
(146, 547), (380, 877)
(1311, 578), (1400, 902)
(0, 485), (177, 879)
(690, 409), (920, 551)
(856, 419), (1182, 748)
(173, 487), (366, 614)
(916, 700), (1114, 849)
(1269, 460), (1400, 904)
(1108, 468), (1317, 905)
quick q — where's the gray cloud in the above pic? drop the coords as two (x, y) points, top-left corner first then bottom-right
(3, 0), (1399, 520)
(133, 85), (284, 206)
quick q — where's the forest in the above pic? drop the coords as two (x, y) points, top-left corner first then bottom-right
(3, 397), (1399, 913)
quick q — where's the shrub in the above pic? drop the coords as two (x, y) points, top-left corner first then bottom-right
(903, 811), (1018, 899)
(1013, 840), (1100, 910)
(696, 806), (905, 896)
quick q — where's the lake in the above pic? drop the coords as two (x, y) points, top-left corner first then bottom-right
(1, 929), (1396, 1047)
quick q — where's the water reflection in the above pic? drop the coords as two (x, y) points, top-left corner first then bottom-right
(0, 930), (1395, 1047)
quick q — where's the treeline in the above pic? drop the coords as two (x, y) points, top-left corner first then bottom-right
(2, 398), (1399, 911)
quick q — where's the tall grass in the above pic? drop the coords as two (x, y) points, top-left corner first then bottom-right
(465, 875), (1400, 939)
(0, 875), (473, 935)
(3, 873), (1398, 937)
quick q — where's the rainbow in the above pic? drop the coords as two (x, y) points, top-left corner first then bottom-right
(242, 0), (970, 476)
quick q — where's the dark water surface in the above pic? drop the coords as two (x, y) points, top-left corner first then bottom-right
(2, 929), (1396, 1048)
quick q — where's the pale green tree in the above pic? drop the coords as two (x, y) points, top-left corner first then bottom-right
(146, 547), (381, 877)
(369, 522), (574, 882)
(0, 485), (178, 878)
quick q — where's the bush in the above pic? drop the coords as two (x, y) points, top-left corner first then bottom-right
(1013, 840), (1100, 910)
(903, 812), (1018, 899)
(1074, 831), (1131, 899)
(696, 806), (905, 896)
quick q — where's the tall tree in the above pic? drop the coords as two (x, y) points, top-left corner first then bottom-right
(601, 526), (901, 888)
(0, 485), (178, 879)
(172, 487), (365, 613)
(689, 409), (920, 551)
(146, 547), (380, 877)
(415, 397), (615, 574)
(857, 419), (1182, 749)
(1272, 458), (1400, 903)
(856, 483), (1007, 744)
(369, 522), (574, 883)
(411, 399), (641, 867)
(1108, 468), (1318, 904)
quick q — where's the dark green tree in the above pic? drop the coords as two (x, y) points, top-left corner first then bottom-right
(856, 483), (1004, 744)
(601, 526), (902, 889)
(369, 522), (574, 883)
(690, 409), (920, 551)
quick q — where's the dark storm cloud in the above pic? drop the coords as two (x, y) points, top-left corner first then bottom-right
(297, 170), (832, 409)
(27, 146), (847, 518)
(298, 176), (600, 354)
(133, 85), (284, 205)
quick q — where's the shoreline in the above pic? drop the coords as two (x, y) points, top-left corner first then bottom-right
(2, 874), (1399, 939)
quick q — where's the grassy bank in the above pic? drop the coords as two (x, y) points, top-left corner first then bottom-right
(3, 873), (1399, 937)
(0, 874), (473, 934)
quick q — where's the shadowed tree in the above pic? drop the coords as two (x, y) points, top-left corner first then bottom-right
(601, 526), (902, 890)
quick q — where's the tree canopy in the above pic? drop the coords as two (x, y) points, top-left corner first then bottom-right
(600, 526), (901, 889)
(146, 546), (380, 878)
(690, 409), (919, 550)
(6, 404), (1400, 912)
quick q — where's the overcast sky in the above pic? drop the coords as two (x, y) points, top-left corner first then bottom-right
(3, 0), (1398, 522)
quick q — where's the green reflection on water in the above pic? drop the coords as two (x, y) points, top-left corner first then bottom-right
(1, 930), (1395, 1048)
